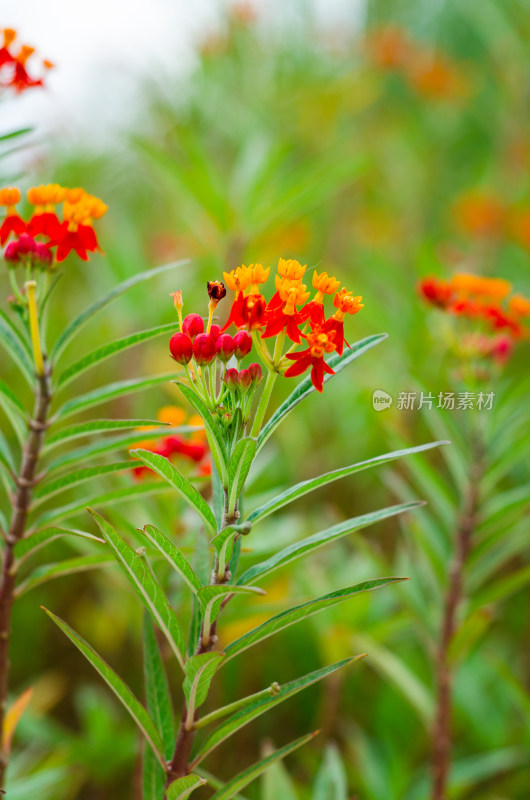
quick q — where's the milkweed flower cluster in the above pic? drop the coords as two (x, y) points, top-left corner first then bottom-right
(365, 25), (466, 101)
(1, 185), (107, 269)
(419, 272), (530, 365)
(130, 406), (210, 479)
(0, 28), (53, 93)
(168, 257), (363, 451)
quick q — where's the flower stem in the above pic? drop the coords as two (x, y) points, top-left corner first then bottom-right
(431, 436), (483, 800)
(193, 682), (281, 730)
(25, 281), (45, 377)
(0, 364), (52, 788)
(250, 368), (277, 438)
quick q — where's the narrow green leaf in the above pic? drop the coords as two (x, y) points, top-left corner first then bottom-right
(248, 442), (448, 525)
(33, 461), (135, 502)
(143, 614), (175, 759)
(470, 565), (530, 612)
(43, 607), (166, 767)
(228, 437), (257, 513)
(142, 745), (165, 800)
(257, 334), (387, 451)
(207, 733), (318, 799)
(89, 509), (186, 668)
(44, 426), (176, 473)
(55, 373), (175, 419)
(211, 523), (251, 579)
(44, 419), (166, 450)
(183, 652), (225, 711)
(15, 555), (113, 597)
(51, 258), (188, 362)
(237, 501), (423, 586)
(0, 309), (34, 386)
(56, 323), (177, 390)
(176, 383), (229, 482)
(167, 775), (208, 800)
(0, 376), (26, 416)
(14, 526), (103, 562)
(131, 450), (217, 534)
(262, 758), (299, 800)
(31, 481), (173, 528)
(195, 658), (357, 765)
(0, 378), (27, 444)
(225, 579), (405, 662)
(142, 524), (202, 594)
(312, 745), (348, 800)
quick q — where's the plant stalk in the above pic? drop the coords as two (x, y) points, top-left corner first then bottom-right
(0, 364), (52, 786)
(431, 440), (483, 800)
(164, 488), (238, 792)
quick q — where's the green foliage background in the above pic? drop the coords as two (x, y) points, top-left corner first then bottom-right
(1, 1), (529, 798)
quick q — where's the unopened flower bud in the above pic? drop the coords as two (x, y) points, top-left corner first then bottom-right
(193, 333), (217, 365)
(238, 368), (252, 390)
(224, 368), (239, 389)
(169, 332), (193, 364)
(216, 333), (236, 362)
(4, 241), (21, 267)
(34, 243), (53, 270)
(232, 330), (252, 359)
(248, 362), (263, 384)
(182, 313), (204, 340)
(14, 233), (37, 256)
(170, 290), (183, 311)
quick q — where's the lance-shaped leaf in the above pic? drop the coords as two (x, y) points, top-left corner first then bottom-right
(31, 480), (173, 528)
(257, 333), (387, 451)
(0, 377), (27, 443)
(207, 732), (318, 799)
(248, 442), (448, 525)
(237, 501), (423, 586)
(55, 373), (175, 420)
(44, 419), (166, 451)
(176, 383), (229, 483)
(56, 322), (177, 390)
(142, 524), (202, 594)
(142, 746), (165, 800)
(143, 614), (175, 759)
(193, 657), (359, 765)
(211, 523), (252, 580)
(183, 652), (225, 725)
(2, 687), (33, 755)
(167, 775), (208, 800)
(197, 585), (266, 637)
(90, 509), (186, 669)
(14, 526), (103, 563)
(0, 308), (34, 386)
(228, 437), (257, 514)
(44, 426), (177, 473)
(51, 259), (188, 362)
(131, 450), (217, 534)
(33, 460), (135, 503)
(225, 578), (405, 662)
(42, 608), (165, 767)
(15, 555), (114, 597)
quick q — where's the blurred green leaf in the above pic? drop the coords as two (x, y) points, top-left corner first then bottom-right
(312, 745), (348, 800)
(228, 436), (257, 514)
(44, 418), (166, 450)
(143, 614), (175, 759)
(55, 373), (175, 419)
(167, 774), (208, 800)
(15, 554), (113, 597)
(176, 383), (229, 483)
(142, 523), (202, 593)
(33, 460), (135, 502)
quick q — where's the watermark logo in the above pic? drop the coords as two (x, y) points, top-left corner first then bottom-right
(371, 390), (495, 411)
(372, 389), (393, 411)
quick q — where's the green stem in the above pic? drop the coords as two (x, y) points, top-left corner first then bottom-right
(8, 271), (25, 306)
(250, 368), (277, 438)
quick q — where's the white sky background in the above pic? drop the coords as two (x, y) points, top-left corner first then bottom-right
(3, 0), (365, 146)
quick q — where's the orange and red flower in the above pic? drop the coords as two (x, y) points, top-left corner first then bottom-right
(0, 29), (53, 93)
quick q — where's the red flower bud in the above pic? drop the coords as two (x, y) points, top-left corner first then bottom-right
(216, 333), (236, 362)
(248, 362), (263, 384)
(224, 368), (239, 389)
(193, 333), (217, 365)
(4, 234), (38, 267)
(4, 241), (21, 266)
(182, 313), (204, 340)
(169, 332), (193, 364)
(238, 368), (252, 390)
(34, 243), (53, 269)
(210, 324), (221, 341)
(232, 330), (252, 359)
